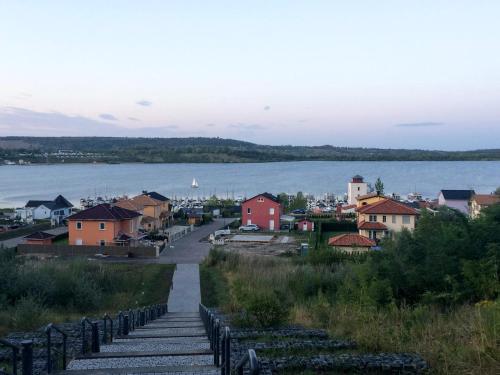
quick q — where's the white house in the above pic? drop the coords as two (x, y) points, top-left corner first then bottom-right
(347, 175), (368, 205)
(17, 195), (73, 225)
(438, 190), (475, 215)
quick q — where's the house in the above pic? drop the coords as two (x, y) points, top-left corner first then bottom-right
(357, 198), (419, 241)
(438, 190), (475, 214)
(328, 233), (376, 253)
(67, 203), (142, 246)
(297, 219), (315, 232)
(16, 195), (73, 224)
(241, 193), (282, 231)
(470, 194), (500, 218)
(24, 231), (56, 245)
(143, 191), (174, 226)
(115, 193), (170, 231)
(347, 175), (368, 205)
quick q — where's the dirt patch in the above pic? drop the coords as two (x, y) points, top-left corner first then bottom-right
(221, 235), (298, 256)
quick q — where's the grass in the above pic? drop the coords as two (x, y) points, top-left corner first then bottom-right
(0, 259), (175, 335)
(200, 248), (500, 374)
(200, 262), (229, 308)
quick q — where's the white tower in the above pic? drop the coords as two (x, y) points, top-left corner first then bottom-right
(347, 175), (368, 205)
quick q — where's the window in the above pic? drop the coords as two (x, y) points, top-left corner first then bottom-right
(99, 222), (106, 230)
(257, 197), (264, 202)
(384, 230), (390, 238)
(269, 207), (275, 215)
(369, 215), (377, 222)
(402, 215), (410, 224)
(392, 215), (396, 224)
(76, 221), (82, 230)
(99, 240), (105, 246)
(382, 215), (387, 223)
(357, 187), (360, 191)
(247, 207), (251, 214)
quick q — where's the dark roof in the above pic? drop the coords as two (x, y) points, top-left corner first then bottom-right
(243, 192), (280, 204)
(352, 174), (364, 179)
(143, 191), (169, 202)
(24, 231), (55, 240)
(115, 233), (132, 241)
(440, 190), (475, 200)
(25, 195), (73, 209)
(68, 203), (141, 221)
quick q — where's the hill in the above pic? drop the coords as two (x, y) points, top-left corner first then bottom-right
(1, 136), (499, 163)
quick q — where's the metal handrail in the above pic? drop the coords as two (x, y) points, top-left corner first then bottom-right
(0, 339), (32, 375)
(221, 326), (231, 375)
(45, 323), (67, 373)
(235, 349), (260, 375)
(81, 317), (99, 354)
(102, 314), (113, 344)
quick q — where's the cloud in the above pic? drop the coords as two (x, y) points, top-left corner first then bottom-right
(263, 105), (271, 111)
(206, 123), (216, 127)
(128, 117), (140, 121)
(395, 122), (444, 128)
(99, 113), (118, 121)
(228, 123), (266, 131)
(136, 100), (152, 107)
(0, 107), (180, 137)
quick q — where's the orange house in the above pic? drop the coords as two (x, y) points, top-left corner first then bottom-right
(67, 204), (141, 246)
(115, 192), (171, 231)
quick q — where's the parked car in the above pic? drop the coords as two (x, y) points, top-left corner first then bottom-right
(238, 224), (260, 232)
(292, 209), (306, 214)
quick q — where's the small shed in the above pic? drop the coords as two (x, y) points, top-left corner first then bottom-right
(24, 231), (55, 245)
(297, 219), (315, 232)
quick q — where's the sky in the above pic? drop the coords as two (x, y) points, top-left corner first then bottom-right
(0, 1), (499, 150)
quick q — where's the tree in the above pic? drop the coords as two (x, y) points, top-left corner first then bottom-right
(289, 192), (307, 211)
(495, 186), (500, 195)
(375, 177), (384, 194)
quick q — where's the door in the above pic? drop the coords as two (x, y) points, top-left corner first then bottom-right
(76, 239), (83, 245)
(247, 219), (252, 225)
(303, 223), (308, 231)
(269, 220), (275, 231)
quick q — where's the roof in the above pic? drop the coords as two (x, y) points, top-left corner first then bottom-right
(357, 198), (419, 215)
(144, 191), (169, 202)
(114, 199), (141, 212)
(440, 190), (475, 200)
(358, 221), (388, 230)
(356, 192), (383, 200)
(243, 192), (280, 204)
(352, 175), (364, 179)
(68, 203), (141, 221)
(472, 194), (500, 206)
(24, 231), (56, 240)
(115, 194), (162, 212)
(141, 216), (157, 223)
(328, 233), (375, 247)
(25, 195), (73, 210)
(114, 232), (132, 241)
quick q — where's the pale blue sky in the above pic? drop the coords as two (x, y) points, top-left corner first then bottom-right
(1, 1), (499, 150)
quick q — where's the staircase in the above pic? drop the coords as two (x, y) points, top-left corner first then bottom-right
(59, 311), (219, 375)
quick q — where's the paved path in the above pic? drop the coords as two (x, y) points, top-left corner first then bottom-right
(0, 226), (68, 249)
(158, 219), (235, 264)
(168, 264), (202, 313)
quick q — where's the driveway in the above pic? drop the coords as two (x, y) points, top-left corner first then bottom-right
(0, 226), (68, 249)
(158, 218), (235, 264)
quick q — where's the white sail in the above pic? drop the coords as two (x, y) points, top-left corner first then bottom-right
(191, 178), (199, 188)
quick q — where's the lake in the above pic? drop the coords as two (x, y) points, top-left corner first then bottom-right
(1, 161), (499, 208)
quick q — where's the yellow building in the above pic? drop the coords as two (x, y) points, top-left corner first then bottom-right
(469, 194), (500, 219)
(356, 192), (387, 208)
(357, 198), (419, 241)
(115, 192), (172, 231)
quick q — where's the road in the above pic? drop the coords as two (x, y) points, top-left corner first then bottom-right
(0, 226), (68, 249)
(158, 218), (235, 264)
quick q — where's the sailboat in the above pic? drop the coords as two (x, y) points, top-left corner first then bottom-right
(191, 178), (199, 189)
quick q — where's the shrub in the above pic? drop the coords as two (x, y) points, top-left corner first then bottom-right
(11, 295), (48, 330)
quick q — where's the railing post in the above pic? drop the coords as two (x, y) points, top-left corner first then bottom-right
(21, 340), (33, 375)
(140, 310), (145, 326)
(62, 334), (67, 370)
(46, 330), (52, 373)
(123, 316), (129, 336)
(80, 319), (86, 354)
(103, 317), (107, 344)
(214, 320), (220, 367)
(91, 322), (100, 353)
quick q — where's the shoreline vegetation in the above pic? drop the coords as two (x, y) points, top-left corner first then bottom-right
(200, 205), (500, 374)
(1, 136), (500, 163)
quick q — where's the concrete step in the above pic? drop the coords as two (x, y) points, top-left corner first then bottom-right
(66, 354), (214, 371)
(112, 337), (209, 344)
(115, 333), (207, 339)
(136, 323), (205, 329)
(76, 348), (212, 359)
(129, 327), (206, 337)
(58, 364), (219, 374)
(100, 341), (210, 353)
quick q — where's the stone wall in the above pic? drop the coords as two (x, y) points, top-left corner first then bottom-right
(17, 244), (159, 257)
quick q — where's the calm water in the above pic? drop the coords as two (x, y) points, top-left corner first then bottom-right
(1, 161), (499, 208)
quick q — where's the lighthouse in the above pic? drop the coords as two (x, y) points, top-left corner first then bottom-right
(347, 175), (368, 205)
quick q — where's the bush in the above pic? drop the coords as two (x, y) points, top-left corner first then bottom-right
(236, 287), (290, 327)
(11, 295), (48, 330)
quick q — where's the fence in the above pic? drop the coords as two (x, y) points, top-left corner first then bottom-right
(17, 244), (159, 257)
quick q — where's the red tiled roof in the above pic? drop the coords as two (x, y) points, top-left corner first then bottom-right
(472, 194), (500, 206)
(357, 198), (418, 215)
(328, 233), (375, 247)
(358, 221), (387, 230)
(68, 203), (141, 221)
(341, 204), (357, 210)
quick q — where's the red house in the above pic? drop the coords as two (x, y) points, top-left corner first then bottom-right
(241, 193), (282, 231)
(297, 219), (315, 232)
